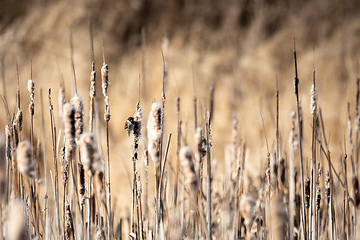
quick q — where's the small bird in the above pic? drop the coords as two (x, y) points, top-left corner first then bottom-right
(125, 117), (135, 136)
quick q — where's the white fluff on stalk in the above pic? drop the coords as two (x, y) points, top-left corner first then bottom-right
(147, 102), (162, 162)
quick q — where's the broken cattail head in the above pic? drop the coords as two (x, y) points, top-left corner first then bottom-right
(195, 127), (207, 158)
(90, 67), (96, 98)
(147, 102), (162, 162)
(5, 125), (12, 161)
(16, 140), (35, 179)
(179, 146), (199, 191)
(316, 185), (321, 211)
(94, 171), (105, 203)
(28, 80), (35, 115)
(101, 63), (109, 97)
(239, 194), (255, 223)
(60, 147), (68, 184)
(63, 103), (76, 163)
(79, 162), (86, 205)
(15, 109), (23, 132)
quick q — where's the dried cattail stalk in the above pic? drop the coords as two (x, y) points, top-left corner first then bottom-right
(179, 146), (198, 191)
(310, 84), (317, 115)
(239, 194), (255, 228)
(70, 93), (84, 143)
(353, 175), (360, 207)
(16, 140), (35, 179)
(79, 132), (104, 176)
(64, 200), (73, 240)
(325, 171), (330, 204)
(79, 162), (86, 205)
(62, 103), (76, 164)
(305, 178), (310, 208)
(60, 147), (68, 184)
(147, 102), (162, 162)
(101, 63), (111, 122)
(59, 84), (65, 119)
(27, 80), (35, 116)
(270, 196), (287, 240)
(7, 200), (27, 240)
(94, 171), (105, 202)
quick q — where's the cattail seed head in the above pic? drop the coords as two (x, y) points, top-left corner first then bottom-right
(79, 162), (86, 205)
(94, 171), (105, 202)
(70, 93), (84, 143)
(316, 185), (321, 211)
(28, 80), (35, 115)
(195, 127), (207, 159)
(310, 84), (317, 115)
(63, 103), (76, 163)
(64, 200), (73, 240)
(8, 200), (27, 240)
(15, 109), (23, 132)
(79, 132), (104, 176)
(289, 112), (299, 153)
(305, 178), (310, 208)
(179, 146), (198, 191)
(90, 67), (96, 98)
(16, 140), (35, 179)
(101, 63), (109, 97)
(279, 157), (285, 186)
(60, 147), (68, 184)
(325, 171), (330, 204)
(147, 102), (162, 162)
(353, 175), (360, 207)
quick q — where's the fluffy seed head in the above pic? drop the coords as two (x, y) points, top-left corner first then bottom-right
(16, 140), (35, 179)
(147, 102), (162, 162)
(179, 146), (198, 191)
(70, 93), (84, 143)
(79, 132), (104, 176)
(63, 103), (76, 163)
(94, 171), (105, 202)
(239, 194), (255, 222)
(195, 127), (206, 159)
(8, 200), (27, 240)
(15, 109), (23, 132)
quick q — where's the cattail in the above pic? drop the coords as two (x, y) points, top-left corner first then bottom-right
(353, 175), (360, 207)
(147, 102), (162, 162)
(316, 185), (321, 211)
(90, 65), (96, 99)
(310, 84), (317, 115)
(27, 79), (35, 116)
(305, 178), (310, 208)
(7, 200), (27, 240)
(270, 196), (287, 240)
(15, 109), (23, 132)
(16, 140), (35, 179)
(289, 112), (299, 152)
(64, 200), (73, 240)
(70, 93), (84, 143)
(179, 146), (198, 191)
(59, 84), (65, 119)
(94, 171), (105, 202)
(62, 103), (75, 163)
(239, 194), (255, 228)
(195, 127), (206, 159)
(60, 147), (68, 184)
(79, 162), (86, 205)
(279, 157), (285, 186)
(79, 132), (104, 176)
(132, 103), (142, 161)
(325, 171), (330, 204)
(5, 125), (12, 162)
(101, 63), (111, 122)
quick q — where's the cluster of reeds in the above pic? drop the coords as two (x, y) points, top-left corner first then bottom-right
(1, 35), (360, 240)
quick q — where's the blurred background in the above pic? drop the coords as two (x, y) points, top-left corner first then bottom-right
(1, 0), (360, 218)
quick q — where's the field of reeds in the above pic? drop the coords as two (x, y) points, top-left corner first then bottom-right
(1, 0), (360, 239)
